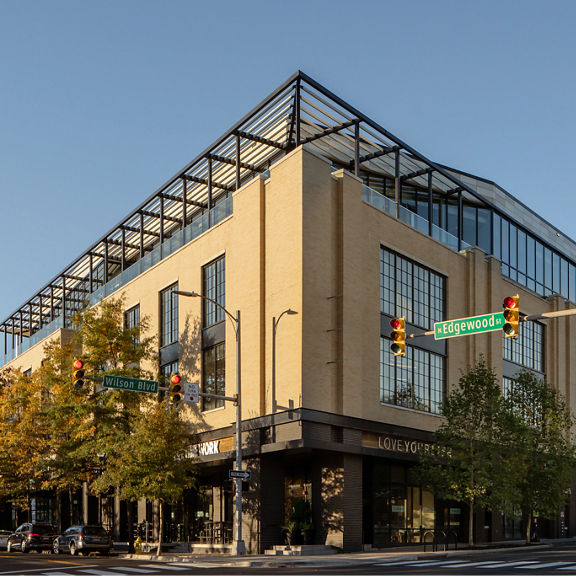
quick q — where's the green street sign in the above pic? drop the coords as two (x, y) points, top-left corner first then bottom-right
(102, 374), (158, 394)
(434, 312), (505, 340)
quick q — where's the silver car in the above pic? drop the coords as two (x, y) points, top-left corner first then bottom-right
(0, 530), (11, 550)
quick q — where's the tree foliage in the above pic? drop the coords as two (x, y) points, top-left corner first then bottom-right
(501, 370), (575, 543)
(418, 357), (576, 546)
(0, 296), (198, 552)
(417, 358), (505, 546)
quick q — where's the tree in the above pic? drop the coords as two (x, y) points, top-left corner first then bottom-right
(0, 367), (52, 514)
(0, 296), (198, 551)
(92, 400), (196, 555)
(71, 296), (197, 554)
(502, 371), (576, 544)
(417, 358), (506, 546)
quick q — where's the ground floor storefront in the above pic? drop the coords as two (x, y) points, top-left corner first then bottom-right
(1, 409), (574, 551)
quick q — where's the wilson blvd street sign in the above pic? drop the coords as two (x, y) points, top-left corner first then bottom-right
(434, 312), (505, 340)
(102, 375), (159, 394)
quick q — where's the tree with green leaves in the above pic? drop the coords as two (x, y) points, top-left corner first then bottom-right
(0, 296), (198, 554)
(502, 370), (576, 544)
(417, 358), (507, 546)
(0, 366), (52, 515)
(92, 400), (196, 555)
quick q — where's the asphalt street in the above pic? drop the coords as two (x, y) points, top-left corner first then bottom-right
(2, 541), (576, 575)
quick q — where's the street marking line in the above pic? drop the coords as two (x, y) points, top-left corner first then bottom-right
(518, 562), (576, 569)
(0, 565), (98, 575)
(479, 561), (539, 568)
(446, 561), (506, 568)
(111, 569), (157, 574)
(140, 566), (189, 571)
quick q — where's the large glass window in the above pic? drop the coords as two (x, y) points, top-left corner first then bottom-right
(380, 339), (445, 414)
(160, 283), (178, 347)
(503, 320), (544, 373)
(381, 248), (445, 329)
(203, 342), (225, 411)
(203, 257), (225, 328)
(124, 304), (140, 344)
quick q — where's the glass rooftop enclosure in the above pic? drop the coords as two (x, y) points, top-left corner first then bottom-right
(2, 71), (576, 366)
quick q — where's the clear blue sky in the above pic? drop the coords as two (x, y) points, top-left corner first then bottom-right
(1, 0), (576, 320)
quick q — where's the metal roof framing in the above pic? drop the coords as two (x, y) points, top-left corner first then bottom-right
(0, 70), (498, 349)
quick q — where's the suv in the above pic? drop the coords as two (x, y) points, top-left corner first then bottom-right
(53, 525), (111, 556)
(6, 523), (58, 553)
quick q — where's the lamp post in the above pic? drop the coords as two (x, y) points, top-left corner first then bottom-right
(272, 309), (297, 412)
(173, 290), (246, 556)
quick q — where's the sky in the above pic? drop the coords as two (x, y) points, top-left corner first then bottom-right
(1, 0), (576, 321)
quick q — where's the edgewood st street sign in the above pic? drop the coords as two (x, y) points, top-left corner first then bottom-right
(434, 312), (505, 340)
(102, 375), (159, 394)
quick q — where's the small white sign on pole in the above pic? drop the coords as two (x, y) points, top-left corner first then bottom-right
(184, 382), (200, 403)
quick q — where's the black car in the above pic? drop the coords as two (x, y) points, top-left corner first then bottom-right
(53, 525), (111, 556)
(6, 523), (58, 553)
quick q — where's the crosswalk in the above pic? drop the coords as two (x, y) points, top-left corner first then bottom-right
(28, 563), (222, 576)
(375, 558), (576, 571)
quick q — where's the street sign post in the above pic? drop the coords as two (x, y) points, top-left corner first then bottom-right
(229, 470), (251, 480)
(102, 375), (159, 394)
(434, 312), (505, 340)
(184, 382), (199, 403)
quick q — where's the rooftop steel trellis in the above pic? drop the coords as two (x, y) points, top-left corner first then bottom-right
(0, 71), (516, 352)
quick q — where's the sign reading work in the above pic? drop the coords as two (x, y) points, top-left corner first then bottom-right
(102, 374), (159, 394)
(434, 312), (505, 340)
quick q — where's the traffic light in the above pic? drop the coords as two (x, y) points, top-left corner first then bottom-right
(169, 373), (182, 407)
(72, 359), (85, 389)
(503, 295), (520, 338)
(389, 317), (406, 356)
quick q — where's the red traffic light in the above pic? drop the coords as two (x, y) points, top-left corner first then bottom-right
(389, 317), (406, 357)
(503, 296), (517, 310)
(73, 359), (84, 370)
(170, 373), (182, 385)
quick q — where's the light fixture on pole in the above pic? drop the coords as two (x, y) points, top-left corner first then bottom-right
(272, 309), (298, 412)
(173, 290), (246, 556)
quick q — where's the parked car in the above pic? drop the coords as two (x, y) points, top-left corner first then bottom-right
(53, 525), (111, 556)
(0, 530), (11, 550)
(6, 523), (58, 553)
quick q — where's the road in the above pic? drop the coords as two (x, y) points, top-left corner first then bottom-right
(1, 543), (576, 575)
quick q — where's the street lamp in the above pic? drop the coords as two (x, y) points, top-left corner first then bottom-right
(173, 290), (246, 556)
(272, 309), (298, 412)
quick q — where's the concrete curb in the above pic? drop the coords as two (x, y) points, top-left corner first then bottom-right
(119, 543), (554, 568)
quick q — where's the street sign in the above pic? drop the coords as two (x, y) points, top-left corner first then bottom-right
(102, 375), (158, 394)
(229, 469), (251, 480)
(184, 382), (199, 403)
(434, 312), (505, 340)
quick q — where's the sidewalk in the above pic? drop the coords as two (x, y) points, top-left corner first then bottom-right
(120, 541), (559, 569)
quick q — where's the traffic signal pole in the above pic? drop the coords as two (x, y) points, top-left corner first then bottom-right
(173, 290), (246, 556)
(523, 308), (576, 322)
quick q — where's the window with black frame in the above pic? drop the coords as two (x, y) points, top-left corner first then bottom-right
(160, 284), (178, 347)
(503, 318), (544, 373)
(380, 248), (446, 414)
(124, 304), (140, 344)
(203, 256), (225, 328)
(202, 342), (225, 411)
(201, 257), (226, 411)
